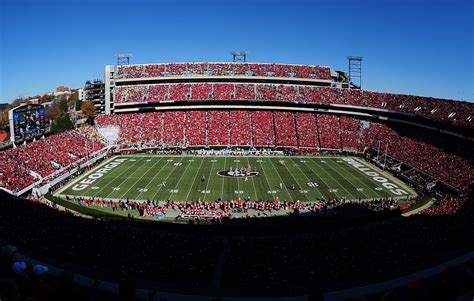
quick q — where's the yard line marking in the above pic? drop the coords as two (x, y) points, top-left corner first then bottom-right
(308, 158), (355, 199)
(325, 158), (373, 199)
(220, 157), (227, 201)
(119, 157), (165, 199)
(245, 157), (259, 201)
(300, 159), (342, 199)
(150, 157), (186, 201)
(138, 158), (174, 196)
(256, 160), (276, 200)
(203, 159), (217, 201)
(288, 157), (323, 198)
(184, 157), (205, 202)
(272, 158), (308, 201)
(236, 169), (240, 200)
(167, 158), (193, 200)
(104, 157), (153, 199)
(133, 157), (168, 200)
(267, 158), (295, 202)
(92, 157), (146, 198)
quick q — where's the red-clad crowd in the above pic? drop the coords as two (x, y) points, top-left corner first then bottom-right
(207, 110), (230, 145)
(365, 124), (474, 192)
(229, 110), (252, 146)
(318, 114), (341, 149)
(295, 113), (319, 148)
(114, 83), (474, 127)
(340, 115), (361, 150)
(185, 111), (206, 146)
(251, 111), (275, 146)
(274, 111), (297, 146)
(163, 111), (185, 146)
(0, 127), (105, 193)
(114, 62), (332, 80)
(419, 195), (468, 216)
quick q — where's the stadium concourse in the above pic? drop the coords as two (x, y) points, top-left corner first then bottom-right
(0, 61), (473, 301)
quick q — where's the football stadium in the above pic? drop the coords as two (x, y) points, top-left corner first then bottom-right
(1, 1), (473, 301)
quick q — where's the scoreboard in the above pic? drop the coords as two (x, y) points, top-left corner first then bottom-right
(9, 104), (46, 142)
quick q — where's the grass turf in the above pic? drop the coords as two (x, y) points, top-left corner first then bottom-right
(57, 155), (416, 204)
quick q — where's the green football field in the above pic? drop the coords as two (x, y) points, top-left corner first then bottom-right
(57, 155), (416, 203)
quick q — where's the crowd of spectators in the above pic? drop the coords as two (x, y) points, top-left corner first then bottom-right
(229, 110), (252, 146)
(0, 127), (105, 193)
(97, 109), (345, 152)
(220, 195), (474, 289)
(0, 186), (472, 297)
(114, 82), (473, 127)
(402, 168), (437, 191)
(141, 112), (163, 147)
(419, 195), (468, 216)
(364, 123), (474, 192)
(295, 113), (319, 148)
(207, 111), (230, 145)
(317, 114), (341, 149)
(163, 111), (186, 146)
(251, 111), (275, 146)
(185, 111), (206, 146)
(114, 62), (332, 80)
(340, 116), (361, 150)
(274, 112), (298, 146)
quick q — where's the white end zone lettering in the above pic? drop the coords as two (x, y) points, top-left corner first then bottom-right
(70, 158), (128, 191)
(72, 184), (88, 191)
(343, 158), (409, 196)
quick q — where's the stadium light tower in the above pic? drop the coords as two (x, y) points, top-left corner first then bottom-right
(231, 51), (248, 62)
(116, 54), (132, 65)
(347, 56), (363, 89)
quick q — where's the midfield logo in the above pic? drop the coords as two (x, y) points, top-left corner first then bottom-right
(217, 168), (259, 178)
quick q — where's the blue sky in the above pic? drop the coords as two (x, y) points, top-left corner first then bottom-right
(0, 0), (473, 103)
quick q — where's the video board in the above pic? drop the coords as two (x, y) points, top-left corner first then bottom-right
(9, 104), (46, 142)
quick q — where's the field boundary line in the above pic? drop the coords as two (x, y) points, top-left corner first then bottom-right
(353, 157), (417, 198)
(54, 156), (117, 196)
